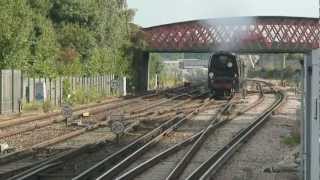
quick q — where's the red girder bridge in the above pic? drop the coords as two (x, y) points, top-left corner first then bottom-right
(135, 16), (320, 91)
(142, 16), (320, 53)
(133, 16), (320, 180)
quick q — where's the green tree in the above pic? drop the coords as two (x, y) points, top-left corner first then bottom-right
(57, 24), (96, 63)
(0, 0), (33, 69)
(27, 0), (52, 16)
(49, 0), (135, 76)
(149, 53), (164, 75)
(56, 48), (82, 76)
(28, 14), (59, 77)
(0, 0), (136, 79)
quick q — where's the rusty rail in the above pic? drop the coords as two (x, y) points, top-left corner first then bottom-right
(186, 88), (285, 180)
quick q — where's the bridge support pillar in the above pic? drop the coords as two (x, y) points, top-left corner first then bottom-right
(132, 50), (149, 93)
(303, 49), (320, 180)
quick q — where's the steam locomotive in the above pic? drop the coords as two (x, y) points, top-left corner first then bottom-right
(208, 52), (244, 98)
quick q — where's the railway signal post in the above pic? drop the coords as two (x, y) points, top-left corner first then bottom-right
(62, 104), (73, 127)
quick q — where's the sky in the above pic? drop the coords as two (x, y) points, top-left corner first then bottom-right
(127, 0), (319, 27)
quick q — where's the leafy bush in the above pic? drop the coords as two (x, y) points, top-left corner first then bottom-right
(69, 87), (107, 105)
(86, 88), (101, 102)
(23, 100), (54, 113)
(23, 101), (42, 112)
(248, 67), (300, 85)
(42, 100), (52, 113)
(158, 73), (183, 88)
(62, 79), (72, 104)
(70, 88), (87, 105)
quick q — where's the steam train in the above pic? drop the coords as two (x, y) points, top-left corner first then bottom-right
(208, 52), (244, 97)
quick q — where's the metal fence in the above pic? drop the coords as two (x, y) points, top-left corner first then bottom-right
(0, 70), (126, 114)
(0, 70), (22, 114)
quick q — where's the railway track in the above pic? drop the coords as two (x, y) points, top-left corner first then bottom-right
(5, 90), (209, 180)
(1, 80), (284, 180)
(72, 97), (213, 180)
(186, 92), (285, 180)
(121, 81), (283, 180)
(103, 98), (238, 180)
(110, 92), (263, 180)
(0, 85), (191, 151)
(0, 85), (204, 179)
(88, 81), (283, 180)
(0, 85), (187, 130)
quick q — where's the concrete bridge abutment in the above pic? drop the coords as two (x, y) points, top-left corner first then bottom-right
(132, 50), (149, 93)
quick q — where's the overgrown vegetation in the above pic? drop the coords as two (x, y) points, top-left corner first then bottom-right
(249, 67), (300, 80)
(248, 54), (303, 85)
(148, 53), (163, 88)
(148, 53), (184, 89)
(42, 100), (53, 113)
(68, 87), (108, 105)
(23, 87), (108, 112)
(23, 101), (42, 112)
(0, 0), (136, 78)
(23, 100), (54, 113)
(282, 133), (300, 146)
(159, 72), (183, 87)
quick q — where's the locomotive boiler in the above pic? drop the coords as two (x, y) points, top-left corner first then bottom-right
(208, 52), (243, 98)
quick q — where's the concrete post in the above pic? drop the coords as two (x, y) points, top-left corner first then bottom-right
(155, 74), (158, 89)
(304, 49), (320, 180)
(121, 77), (127, 96)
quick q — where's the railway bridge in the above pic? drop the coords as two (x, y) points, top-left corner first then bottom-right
(134, 16), (320, 180)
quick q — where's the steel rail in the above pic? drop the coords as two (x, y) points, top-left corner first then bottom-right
(0, 95), (176, 165)
(116, 101), (234, 180)
(130, 91), (195, 115)
(3, 88), (201, 180)
(0, 85), (188, 129)
(123, 97), (199, 134)
(9, 91), (206, 180)
(71, 93), (209, 180)
(186, 90), (285, 180)
(94, 99), (212, 180)
(117, 82), (266, 180)
(6, 140), (114, 180)
(0, 97), (146, 139)
(116, 130), (204, 180)
(166, 88), (265, 180)
(165, 98), (235, 180)
(116, 89), (264, 180)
